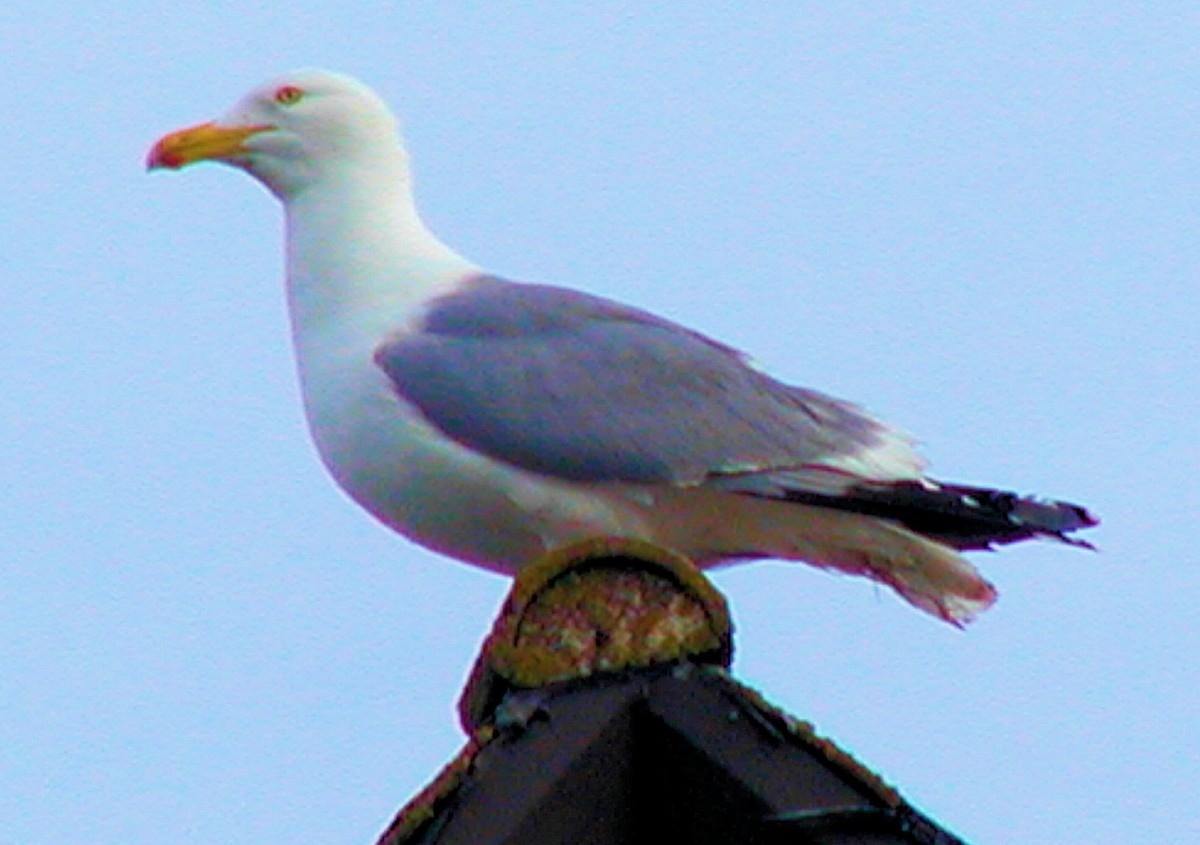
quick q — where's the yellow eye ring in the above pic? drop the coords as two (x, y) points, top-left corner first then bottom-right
(274, 85), (304, 106)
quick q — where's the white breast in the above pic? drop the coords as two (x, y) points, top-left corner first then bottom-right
(292, 311), (660, 572)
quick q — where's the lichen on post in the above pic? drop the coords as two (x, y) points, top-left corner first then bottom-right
(459, 537), (732, 732)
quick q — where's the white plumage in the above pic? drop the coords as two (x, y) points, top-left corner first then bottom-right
(149, 70), (1096, 625)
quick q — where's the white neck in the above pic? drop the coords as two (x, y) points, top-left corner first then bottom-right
(278, 157), (482, 498)
(283, 161), (479, 346)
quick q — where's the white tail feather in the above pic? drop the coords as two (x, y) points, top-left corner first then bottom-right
(636, 488), (998, 625)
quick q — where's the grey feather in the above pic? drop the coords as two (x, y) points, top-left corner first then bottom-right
(374, 276), (897, 484)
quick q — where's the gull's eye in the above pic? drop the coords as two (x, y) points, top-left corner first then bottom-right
(273, 85), (305, 106)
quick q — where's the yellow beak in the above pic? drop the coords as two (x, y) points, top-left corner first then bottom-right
(146, 121), (273, 170)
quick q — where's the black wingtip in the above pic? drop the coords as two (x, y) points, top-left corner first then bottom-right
(935, 485), (1100, 550)
(773, 480), (1099, 551)
(1010, 496), (1099, 534)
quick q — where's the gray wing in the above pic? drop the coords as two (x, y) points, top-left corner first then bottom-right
(374, 276), (918, 486)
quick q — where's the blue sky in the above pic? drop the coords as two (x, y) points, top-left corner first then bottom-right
(3, 3), (1198, 843)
